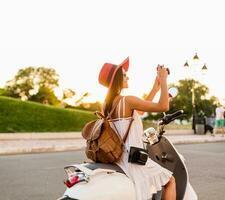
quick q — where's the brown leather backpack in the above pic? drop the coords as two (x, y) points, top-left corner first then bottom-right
(82, 97), (133, 163)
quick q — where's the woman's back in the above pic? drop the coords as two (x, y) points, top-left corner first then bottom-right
(110, 95), (133, 119)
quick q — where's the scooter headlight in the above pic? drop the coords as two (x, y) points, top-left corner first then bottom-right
(144, 127), (159, 145)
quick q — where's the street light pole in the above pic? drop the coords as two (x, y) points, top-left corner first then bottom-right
(191, 87), (196, 132)
(192, 53), (199, 133)
(183, 53), (207, 133)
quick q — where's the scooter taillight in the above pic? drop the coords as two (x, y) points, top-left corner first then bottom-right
(64, 175), (79, 188)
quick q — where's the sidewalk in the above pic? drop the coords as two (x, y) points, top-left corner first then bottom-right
(0, 130), (225, 155)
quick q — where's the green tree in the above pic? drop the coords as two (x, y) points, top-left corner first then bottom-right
(60, 89), (90, 108)
(143, 79), (218, 122)
(4, 67), (60, 105)
(169, 79), (218, 121)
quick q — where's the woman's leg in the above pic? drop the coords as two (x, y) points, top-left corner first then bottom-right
(163, 176), (176, 200)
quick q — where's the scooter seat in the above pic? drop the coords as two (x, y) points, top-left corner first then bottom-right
(84, 163), (125, 174)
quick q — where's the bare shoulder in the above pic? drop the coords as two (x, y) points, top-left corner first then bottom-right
(125, 95), (145, 115)
(125, 95), (142, 105)
(125, 95), (142, 100)
(125, 95), (147, 110)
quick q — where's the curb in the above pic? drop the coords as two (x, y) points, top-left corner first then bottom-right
(0, 129), (194, 140)
(0, 132), (81, 140)
(1, 134), (225, 155)
(168, 135), (225, 145)
(0, 137), (86, 155)
(0, 146), (86, 155)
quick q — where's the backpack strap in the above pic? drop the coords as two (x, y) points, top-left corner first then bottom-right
(118, 96), (134, 143)
(96, 96), (122, 119)
(107, 96), (123, 119)
(105, 96), (123, 136)
(122, 111), (134, 143)
(108, 96), (134, 143)
(118, 96), (125, 118)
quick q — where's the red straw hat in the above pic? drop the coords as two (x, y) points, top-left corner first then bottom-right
(98, 57), (129, 88)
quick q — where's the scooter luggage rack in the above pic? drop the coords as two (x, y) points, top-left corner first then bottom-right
(64, 163), (119, 178)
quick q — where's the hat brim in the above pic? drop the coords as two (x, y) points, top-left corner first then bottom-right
(108, 57), (129, 88)
(118, 57), (129, 72)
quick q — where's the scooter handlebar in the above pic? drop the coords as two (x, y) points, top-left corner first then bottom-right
(160, 110), (184, 125)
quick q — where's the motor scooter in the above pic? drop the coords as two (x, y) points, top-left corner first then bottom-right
(58, 87), (198, 200)
(57, 108), (198, 200)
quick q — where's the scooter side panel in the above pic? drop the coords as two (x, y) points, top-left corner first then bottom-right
(147, 136), (188, 200)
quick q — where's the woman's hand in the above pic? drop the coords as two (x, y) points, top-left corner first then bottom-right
(157, 65), (169, 81)
(152, 64), (169, 92)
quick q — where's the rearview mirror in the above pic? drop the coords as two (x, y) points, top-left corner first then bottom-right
(168, 87), (178, 98)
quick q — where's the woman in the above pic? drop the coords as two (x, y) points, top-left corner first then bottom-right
(98, 57), (176, 200)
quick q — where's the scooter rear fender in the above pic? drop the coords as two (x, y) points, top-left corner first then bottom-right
(62, 164), (136, 200)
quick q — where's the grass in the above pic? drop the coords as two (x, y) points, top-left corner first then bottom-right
(0, 96), (191, 133)
(0, 96), (96, 133)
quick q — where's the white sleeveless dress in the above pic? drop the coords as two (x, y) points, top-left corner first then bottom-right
(109, 97), (173, 200)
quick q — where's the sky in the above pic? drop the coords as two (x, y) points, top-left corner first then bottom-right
(0, 0), (225, 104)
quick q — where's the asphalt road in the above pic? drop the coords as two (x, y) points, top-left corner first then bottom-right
(176, 142), (225, 200)
(0, 142), (225, 200)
